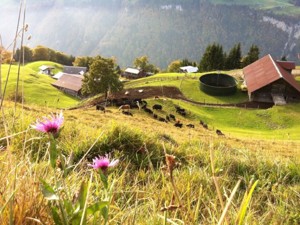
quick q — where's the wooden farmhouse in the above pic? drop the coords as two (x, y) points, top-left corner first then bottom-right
(243, 54), (300, 105)
(122, 68), (147, 79)
(52, 74), (83, 97)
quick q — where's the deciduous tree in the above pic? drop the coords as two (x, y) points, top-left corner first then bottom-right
(81, 56), (123, 98)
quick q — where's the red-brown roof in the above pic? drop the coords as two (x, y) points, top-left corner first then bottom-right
(52, 74), (83, 92)
(243, 54), (300, 93)
(276, 61), (296, 70)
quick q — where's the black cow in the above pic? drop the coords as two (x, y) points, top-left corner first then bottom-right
(174, 122), (183, 128)
(169, 114), (176, 121)
(186, 124), (195, 128)
(158, 117), (168, 123)
(153, 114), (158, 119)
(144, 107), (153, 114)
(152, 104), (163, 110)
(202, 123), (208, 129)
(122, 111), (133, 116)
(200, 120), (204, 125)
(166, 115), (170, 121)
(96, 104), (105, 113)
(216, 129), (225, 136)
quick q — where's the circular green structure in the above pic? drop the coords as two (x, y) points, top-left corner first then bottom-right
(199, 73), (237, 96)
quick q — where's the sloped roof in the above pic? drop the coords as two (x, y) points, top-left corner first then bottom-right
(125, 68), (140, 74)
(63, 66), (87, 75)
(243, 54), (300, 93)
(53, 72), (64, 80)
(52, 74), (83, 92)
(276, 61), (296, 70)
(180, 66), (198, 73)
(39, 65), (55, 71)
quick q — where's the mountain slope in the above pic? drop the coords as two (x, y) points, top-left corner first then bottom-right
(0, 1), (299, 68)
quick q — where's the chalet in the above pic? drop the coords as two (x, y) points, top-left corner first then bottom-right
(180, 66), (198, 73)
(39, 65), (55, 75)
(63, 66), (87, 75)
(52, 74), (83, 97)
(243, 54), (300, 105)
(122, 68), (147, 79)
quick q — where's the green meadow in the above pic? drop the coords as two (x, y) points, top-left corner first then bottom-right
(1, 61), (79, 108)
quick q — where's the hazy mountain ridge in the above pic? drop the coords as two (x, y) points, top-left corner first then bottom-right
(0, 1), (299, 68)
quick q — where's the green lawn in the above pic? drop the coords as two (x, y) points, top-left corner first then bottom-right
(1, 62), (79, 108)
(125, 72), (248, 104)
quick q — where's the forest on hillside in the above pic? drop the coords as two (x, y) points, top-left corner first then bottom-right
(0, 0), (299, 68)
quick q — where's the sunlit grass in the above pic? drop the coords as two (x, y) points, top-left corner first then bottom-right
(1, 62), (79, 108)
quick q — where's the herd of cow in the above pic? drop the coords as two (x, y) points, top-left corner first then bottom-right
(95, 98), (225, 136)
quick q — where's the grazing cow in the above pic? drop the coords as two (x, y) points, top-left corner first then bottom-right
(118, 104), (130, 111)
(158, 117), (168, 123)
(96, 104), (106, 112)
(186, 124), (195, 128)
(178, 111), (186, 116)
(202, 123), (208, 129)
(122, 111), (133, 116)
(144, 107), (153, 114)
(216, 129), (225, 136)
(174, 122), (183, 128)
(166, 115), (170, 121)
(152, 104), (163, 110)
(169, 114), (176, 121)
(153, 114), (158, 119)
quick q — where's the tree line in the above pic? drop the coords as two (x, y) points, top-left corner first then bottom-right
(168, 43), (260, 73)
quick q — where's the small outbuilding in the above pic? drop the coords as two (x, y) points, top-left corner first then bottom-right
(243, 54), (300, 105)
(122, 68), (147, 79)
(180, 66), (198, 73)
(39, 65), (55, 75)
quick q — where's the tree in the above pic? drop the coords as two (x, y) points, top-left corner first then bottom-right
(32, 45), (50, 61)
(81, 56), (123, 98)
(133, 56), (159, 74)
(167, 60), (182, 72)
(199, 43), (225, 72)
(224, 43), (241, 70)
(73, 56), (93, 70)
(14, 46), (33, 62)
(242, 44), (260, 67)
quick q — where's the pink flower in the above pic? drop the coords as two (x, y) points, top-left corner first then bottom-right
(31, 111), (64, 135)
(88, 154), (119, 172)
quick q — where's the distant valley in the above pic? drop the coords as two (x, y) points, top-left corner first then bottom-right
(0, 0), (300, 68)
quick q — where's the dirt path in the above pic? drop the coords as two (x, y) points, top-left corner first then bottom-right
(86, 86), (273, 109)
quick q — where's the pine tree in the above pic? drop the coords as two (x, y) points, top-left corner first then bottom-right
(225, 43), (241, 70)
(199, 43), (225, 72)
(242, 44), (260, 67)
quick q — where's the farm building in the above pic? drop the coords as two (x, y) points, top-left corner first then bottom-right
(243, 54), (300, 105)
(121, 68), (147, 79)
(180, 66), (198, 73)
(63, 66), (87, 75)
(39, 65), (55, 75)
(52, 74), (83, 97)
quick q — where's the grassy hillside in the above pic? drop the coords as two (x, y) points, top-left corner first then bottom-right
(1, 61), (79, 108)
(0, 101), (299, 224)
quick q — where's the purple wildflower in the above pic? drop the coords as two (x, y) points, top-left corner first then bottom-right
(31, 111), (64, 135)
(88, 154), (119, 172)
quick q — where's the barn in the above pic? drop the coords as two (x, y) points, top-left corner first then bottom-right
(52, 74), (83, 97)
(243, 54), (300, 105)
